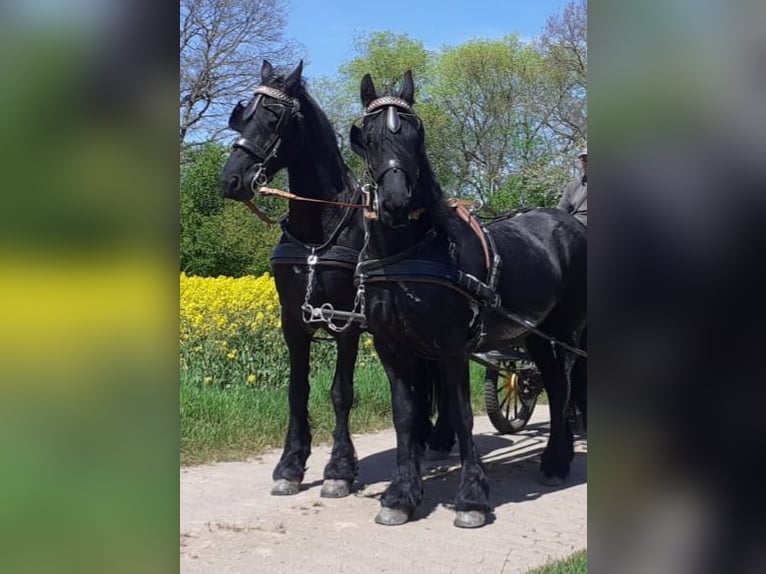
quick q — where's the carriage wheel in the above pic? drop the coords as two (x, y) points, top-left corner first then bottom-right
(484, 367), (539, 434)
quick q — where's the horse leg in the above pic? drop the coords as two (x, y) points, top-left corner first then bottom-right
(320, 331), (360, 498)
(426, 370), (455, 459)
(375, 348), (424, 526)
(271, 316), (312, 495)
(411, 360), (434, 454)
(442, 356), (490, 528)
(526, 334), (575, 484)
(570, 326), (587, 430)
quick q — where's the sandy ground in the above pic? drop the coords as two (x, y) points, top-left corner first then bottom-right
(180, 409), (587, 573)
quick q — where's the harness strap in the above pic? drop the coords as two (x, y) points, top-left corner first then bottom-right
(356, 257), (498, 307)
(357, 259), (479, 301)
(356, 230), (437, 274)
(271, 242), (359, 271)
(448, 198), (491, 270)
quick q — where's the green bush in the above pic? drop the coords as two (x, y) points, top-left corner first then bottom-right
(180, 143), (282, 277)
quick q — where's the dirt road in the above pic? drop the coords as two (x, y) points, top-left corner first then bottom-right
(180, 409), (587, 573)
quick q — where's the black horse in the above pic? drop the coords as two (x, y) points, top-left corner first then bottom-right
(220, 60), (368, 498)
(349, 71), (587, 528)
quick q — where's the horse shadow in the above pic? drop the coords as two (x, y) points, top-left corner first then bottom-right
(353, 424), (587, 523)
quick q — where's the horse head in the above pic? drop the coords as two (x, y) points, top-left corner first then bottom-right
(350, 70), (430, 228)
(220, 60), (305, 201)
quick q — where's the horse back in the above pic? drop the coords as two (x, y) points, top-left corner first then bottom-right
(485, 208), (586, 328)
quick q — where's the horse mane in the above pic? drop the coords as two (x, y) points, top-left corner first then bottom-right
(263, 73), (339, 153)
(415, 136), (462, 238)
(264, 72), (348, 199)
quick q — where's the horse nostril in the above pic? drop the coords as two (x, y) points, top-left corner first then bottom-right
(229, 175), (241, 191)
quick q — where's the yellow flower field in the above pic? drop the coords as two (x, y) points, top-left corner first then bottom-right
(180, 272), (280, 340)
(180, 272), (377, 388)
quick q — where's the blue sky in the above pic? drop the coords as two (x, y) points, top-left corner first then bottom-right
(285, 0), (573, 78)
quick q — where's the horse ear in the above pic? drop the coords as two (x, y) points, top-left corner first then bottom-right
(284, 60), (303, 91)
(349, 124), (365, 156)
(261, 60), (274, 82)
(400, 70), (415, 104)
(360, 73), (377, 108)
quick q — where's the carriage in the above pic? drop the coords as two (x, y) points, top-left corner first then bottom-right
(472, 349), (543, 434)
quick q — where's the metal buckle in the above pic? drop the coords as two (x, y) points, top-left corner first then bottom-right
(250, 165), (267, 191)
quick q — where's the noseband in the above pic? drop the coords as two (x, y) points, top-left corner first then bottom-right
(230, 85), (301, 190)
(360, 96), (423, 219)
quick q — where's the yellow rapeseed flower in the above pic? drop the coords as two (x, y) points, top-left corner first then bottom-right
(203, 376), (212, 385)
(247, 374), (256, 385)
(180, 272), (281, 343)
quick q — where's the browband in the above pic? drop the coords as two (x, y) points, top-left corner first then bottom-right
(365, 96), (413, 114)
(254, 85), (300, 110)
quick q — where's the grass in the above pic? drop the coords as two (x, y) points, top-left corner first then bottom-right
(181, 361), (488, 465)
(527, 550), (587, 574)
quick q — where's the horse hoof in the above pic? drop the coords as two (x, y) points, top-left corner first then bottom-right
(374, 507), (411, 526)
(271, 479), (301, 496)
(538, 473), (565, 487)
(320, 479), (351, 498)
(454, 510), (487, 529)
(424, 449), (451, 461)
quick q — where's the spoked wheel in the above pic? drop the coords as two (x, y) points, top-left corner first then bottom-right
(484, 365), (542, 434)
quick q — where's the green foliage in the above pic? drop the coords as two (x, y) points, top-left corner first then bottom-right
(427, 35), (569, 206)
(527, 550), (587, 574)
(180, 143), (282, 277)
(316, 29), (584, 212)
(341, 31), (430, 95)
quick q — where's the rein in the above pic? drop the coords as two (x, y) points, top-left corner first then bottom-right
(242, 186), (377, 224)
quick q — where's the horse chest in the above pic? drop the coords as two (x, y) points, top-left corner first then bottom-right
(366, 283), (475, 355)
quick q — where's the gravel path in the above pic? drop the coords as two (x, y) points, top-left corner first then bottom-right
(180, 409), (587, 573)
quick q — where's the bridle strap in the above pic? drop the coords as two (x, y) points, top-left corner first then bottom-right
(233, 136), (271, 159)
(373, 158), (409, 181)
(365, 96), (413, 113)
(254, 85), (300, 109)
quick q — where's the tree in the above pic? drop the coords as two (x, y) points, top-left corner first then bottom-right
(180, 0), (301, 144)
(313, 32), (432, 172)
(539, 0), (587, 151)
(340, 32), (430, 96)
(427, 36), (567, 208)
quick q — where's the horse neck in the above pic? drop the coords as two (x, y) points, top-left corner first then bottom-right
(367, 216), (437, 260)
(366, 171), (450, 259)
(283, 123), (352, 244)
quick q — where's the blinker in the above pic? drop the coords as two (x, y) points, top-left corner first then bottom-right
(245, 94), (263, 122)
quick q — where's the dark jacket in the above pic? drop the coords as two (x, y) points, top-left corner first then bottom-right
(557, 175), (587, 226)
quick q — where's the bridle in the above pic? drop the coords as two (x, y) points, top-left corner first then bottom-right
(228, 85), (375, 225)
(357, 96), (424, 221)
(228, 85), (301, 192)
